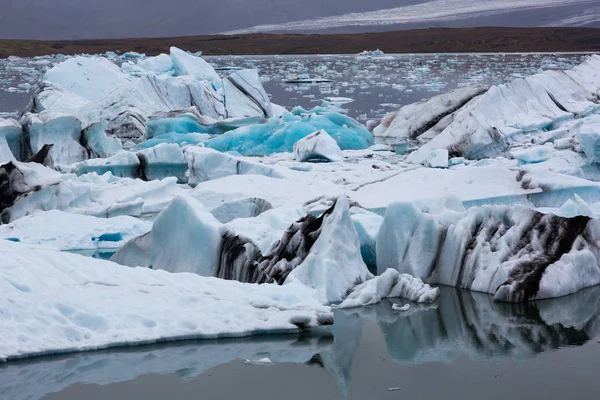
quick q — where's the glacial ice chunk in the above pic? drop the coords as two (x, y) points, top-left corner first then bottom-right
(170, 47), (219, 82)
(111, 195), (222, 276)
(376, 201), (600, 302)
(136, 143), (187, 182)
(426, 149), (449, 168)
(350, 208), (383, 272)
(21, 111), (88, 165)
(42, 56), (131, 102)
(0, 118), (23, 163)
(0, 240), (331, 361)
(285, 196), (373, 304)
(293, 129), (343, 162)
(510, 146), (552, 164)
(337, 269), (439, 308)
(207, 112), (373, 156)
(81, 122), (122, 159)
(185, 146), (283, 187)
(578, 116), (600, 163)
(66, 151), (140, 178)
(223, 69), (273, 119)
(373, 85), (487, 140)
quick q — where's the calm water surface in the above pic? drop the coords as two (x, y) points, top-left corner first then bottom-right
(2, 287), (599, 400)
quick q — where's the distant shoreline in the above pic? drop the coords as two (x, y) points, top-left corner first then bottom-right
(1, 27), (600, 58)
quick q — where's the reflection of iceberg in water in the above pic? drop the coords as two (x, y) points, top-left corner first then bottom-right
(0, 335), (332, 400)
(339, 286), (600, 367)
(3, 287), (600, 399)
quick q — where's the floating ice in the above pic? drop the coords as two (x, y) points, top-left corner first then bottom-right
(0, 239), (332, 362)
(373, 85), (487, 140)
(0, 210), (151, 251)
(286, 196), (373, 304)
(136, 143), (187, 183)
(426, 149), (449, 168)
(293, 129), (343, 162)
(224, 69), (273, 119)
(112, 195), (222, 276)
(407, 55), (600, 163)
(337, 269), (439, 309)
(0, 118), (22, 163)
(207, 112), (373, 156)
(510, 146), (553, 164)
(376, 201), (600, 302)
(21, 111), (87, 165)
(185, 146), (283, 187)
(169, 46), (219, 82)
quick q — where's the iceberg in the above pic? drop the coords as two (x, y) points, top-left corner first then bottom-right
(185, 146), (284, 187)
(65, 151), (140, 178)
(169, 46), (220, 82)
(223, 69), (273, 119)
(207, 112), (373, 156)
(21, 111), (88, 165)
(350, 208), (383, 272)
(81, 122), (122, 159)
(136, 143), (187, 183)
(41, 56), (131, 104)
(510, 145), (553, 164)
(1, 161), (187, 223)
(285, 196), (373, 304)
(111, 195), (221, 276)
(337, 269), (439, 308)
(293, 129), (343, 162)
(0, 118), (22, 163)
(135, 53), (175, 76)
(373, 85), (487, 140)
(425, 149), (449, 168)
(0, 239), (332, 362)
(405, 55), (600, 163)
(376, 201), (600, 302)
(577, 116), (600, 163)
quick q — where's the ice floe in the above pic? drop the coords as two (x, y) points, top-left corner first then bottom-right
(0, 239), (332, 362)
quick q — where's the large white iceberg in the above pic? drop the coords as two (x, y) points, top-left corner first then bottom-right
(376, 201), (600, 302)
(0, 118), (22, 164)
(21, 111), (88, 165)
(111, 195), (222, 276)
(373, 85), (487, 140)
(406, 55), (600, 163)
(286, 196), (373, 304)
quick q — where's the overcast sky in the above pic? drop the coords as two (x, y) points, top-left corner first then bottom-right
(0, 0), (598, 40)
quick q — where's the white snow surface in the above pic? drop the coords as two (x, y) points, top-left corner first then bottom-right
(0, 240), (331, 362)
(0, 211), (151, 251)
(223, 0), (596, 34)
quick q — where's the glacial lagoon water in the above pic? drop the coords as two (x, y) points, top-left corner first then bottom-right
(2, 286), (600, 399)
(0, 53), (591, 121)
(2, 52), (600, 399)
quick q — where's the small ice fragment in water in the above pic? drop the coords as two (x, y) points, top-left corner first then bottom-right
(244, 358), (272, 365)
(388, 387), (402, 392)
(392, 303), (410, 312)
